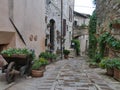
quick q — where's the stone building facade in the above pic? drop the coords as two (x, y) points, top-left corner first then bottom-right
(0, 0), (46, 56)
(73, 11), (90, 56)
(96, 0), (120, 57)
(45, 0), (74, 54)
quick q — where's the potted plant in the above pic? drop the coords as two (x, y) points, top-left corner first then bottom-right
(1, 48), (33, 58)
(39, 52), (57, 63)
(31, 58), (48, 77)
(99, 57), (108, 69)
(99, 57), (115, 76)
(113, 58), (120, 81)
(105, 58), (116, 76)
(63, 49), (70, 59)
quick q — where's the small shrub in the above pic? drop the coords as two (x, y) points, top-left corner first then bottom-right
(39, 52), (57, 60)
(99, 57), (108, 69)
(63, 50), (70, 55)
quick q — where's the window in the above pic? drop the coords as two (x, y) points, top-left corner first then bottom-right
(74, 21), (77, 26)
(69, 6), (72, 22)
(63, 19), (66, 36)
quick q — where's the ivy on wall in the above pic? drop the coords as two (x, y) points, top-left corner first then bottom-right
(98, 32), (120, 50)
(88, 11), (97, 59)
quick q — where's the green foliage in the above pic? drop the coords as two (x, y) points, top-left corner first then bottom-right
(39, 52), (57, 60)
(99, 58), (119, 69)
(114, 58), (120, 70)
(32, 58), (48, 70)
(32, 59), (42, 70)
(38, 58), (48, 66)
(71, 39), (80, 55)
(99, 57), (108, 69)
(98, 31), (120, 51)
(63, 50), (70, 55)
(88, 10), (97, 58)
(105, 59), (116, 69)
(1, 48), (32, 56)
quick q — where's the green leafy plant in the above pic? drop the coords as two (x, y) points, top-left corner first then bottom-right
(88, 10), (97, 59)
(32, 60), (42, 70)
(63, 50), (70, 55)
(71, 39), (80, 56)
(39, 52), (57, 60)
(105, 59), (116, 69)
(1, 48), (32, 56)
(32, 58), (48, 70)
(114, 58), (120, 70)
(99, 57), (108, 69)
(38, 58), (48, 66)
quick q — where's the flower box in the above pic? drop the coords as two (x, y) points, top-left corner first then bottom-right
(106, 68), (114, 76)
(31, 70), (43, 77)
(114, 68), (120, 81)
(2, 54), (27, 59)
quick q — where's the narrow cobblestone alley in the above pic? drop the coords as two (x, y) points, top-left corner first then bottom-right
(1, 57), (120, 90)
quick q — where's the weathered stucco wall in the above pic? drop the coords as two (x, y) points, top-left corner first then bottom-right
(12, 0), (46, 56)
(0, 0), (25, 49)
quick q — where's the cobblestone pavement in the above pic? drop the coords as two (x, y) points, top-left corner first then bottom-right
(1, 57), (120, 90)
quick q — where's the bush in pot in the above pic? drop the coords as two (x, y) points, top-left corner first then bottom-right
(99, 57), (108, 69)
(31, 58), (48, 77)
(99, 57), (115, 76)
(113, 58), (120, 81)
(39, 52), (57, 63)
(105, 58), (116, 76)
(63, 49), (70, 59)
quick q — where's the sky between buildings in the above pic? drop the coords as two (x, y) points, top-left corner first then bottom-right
(74, 0), (95, 15)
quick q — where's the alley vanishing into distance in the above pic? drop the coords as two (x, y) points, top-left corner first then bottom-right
(0, 57), (120, 90)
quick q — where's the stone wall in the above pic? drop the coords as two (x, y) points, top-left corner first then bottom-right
(96, 0), (120, 34)
(46, 0), (74, 53)
(96, 0), (120, 57)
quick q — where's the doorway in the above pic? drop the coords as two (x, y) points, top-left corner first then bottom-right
(50, 19), (55, 52)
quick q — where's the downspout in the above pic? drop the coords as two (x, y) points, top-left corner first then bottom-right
(61, 0), (63, 59)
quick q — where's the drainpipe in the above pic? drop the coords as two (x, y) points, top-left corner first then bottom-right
(61, 0), (63, 59)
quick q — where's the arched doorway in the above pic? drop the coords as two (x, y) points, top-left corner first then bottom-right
(50, 19), (55, 52)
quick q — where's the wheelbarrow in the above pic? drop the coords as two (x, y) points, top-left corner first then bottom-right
(1, 54), (32, 83)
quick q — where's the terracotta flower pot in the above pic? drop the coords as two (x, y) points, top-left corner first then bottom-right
(31, 70), (43, 77)
(106, 68), (114, 76)
(64, 55), (69, 59)
(114, 68), (120, 81)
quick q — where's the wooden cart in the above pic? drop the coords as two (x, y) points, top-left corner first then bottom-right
(2, 54), (32, 83)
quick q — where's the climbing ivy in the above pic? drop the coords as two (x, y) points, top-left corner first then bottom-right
(98, 32), (120, 50)
(88, 11), (97, 59)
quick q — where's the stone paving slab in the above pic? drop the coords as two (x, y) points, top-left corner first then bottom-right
(1, 57), (120, 90)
